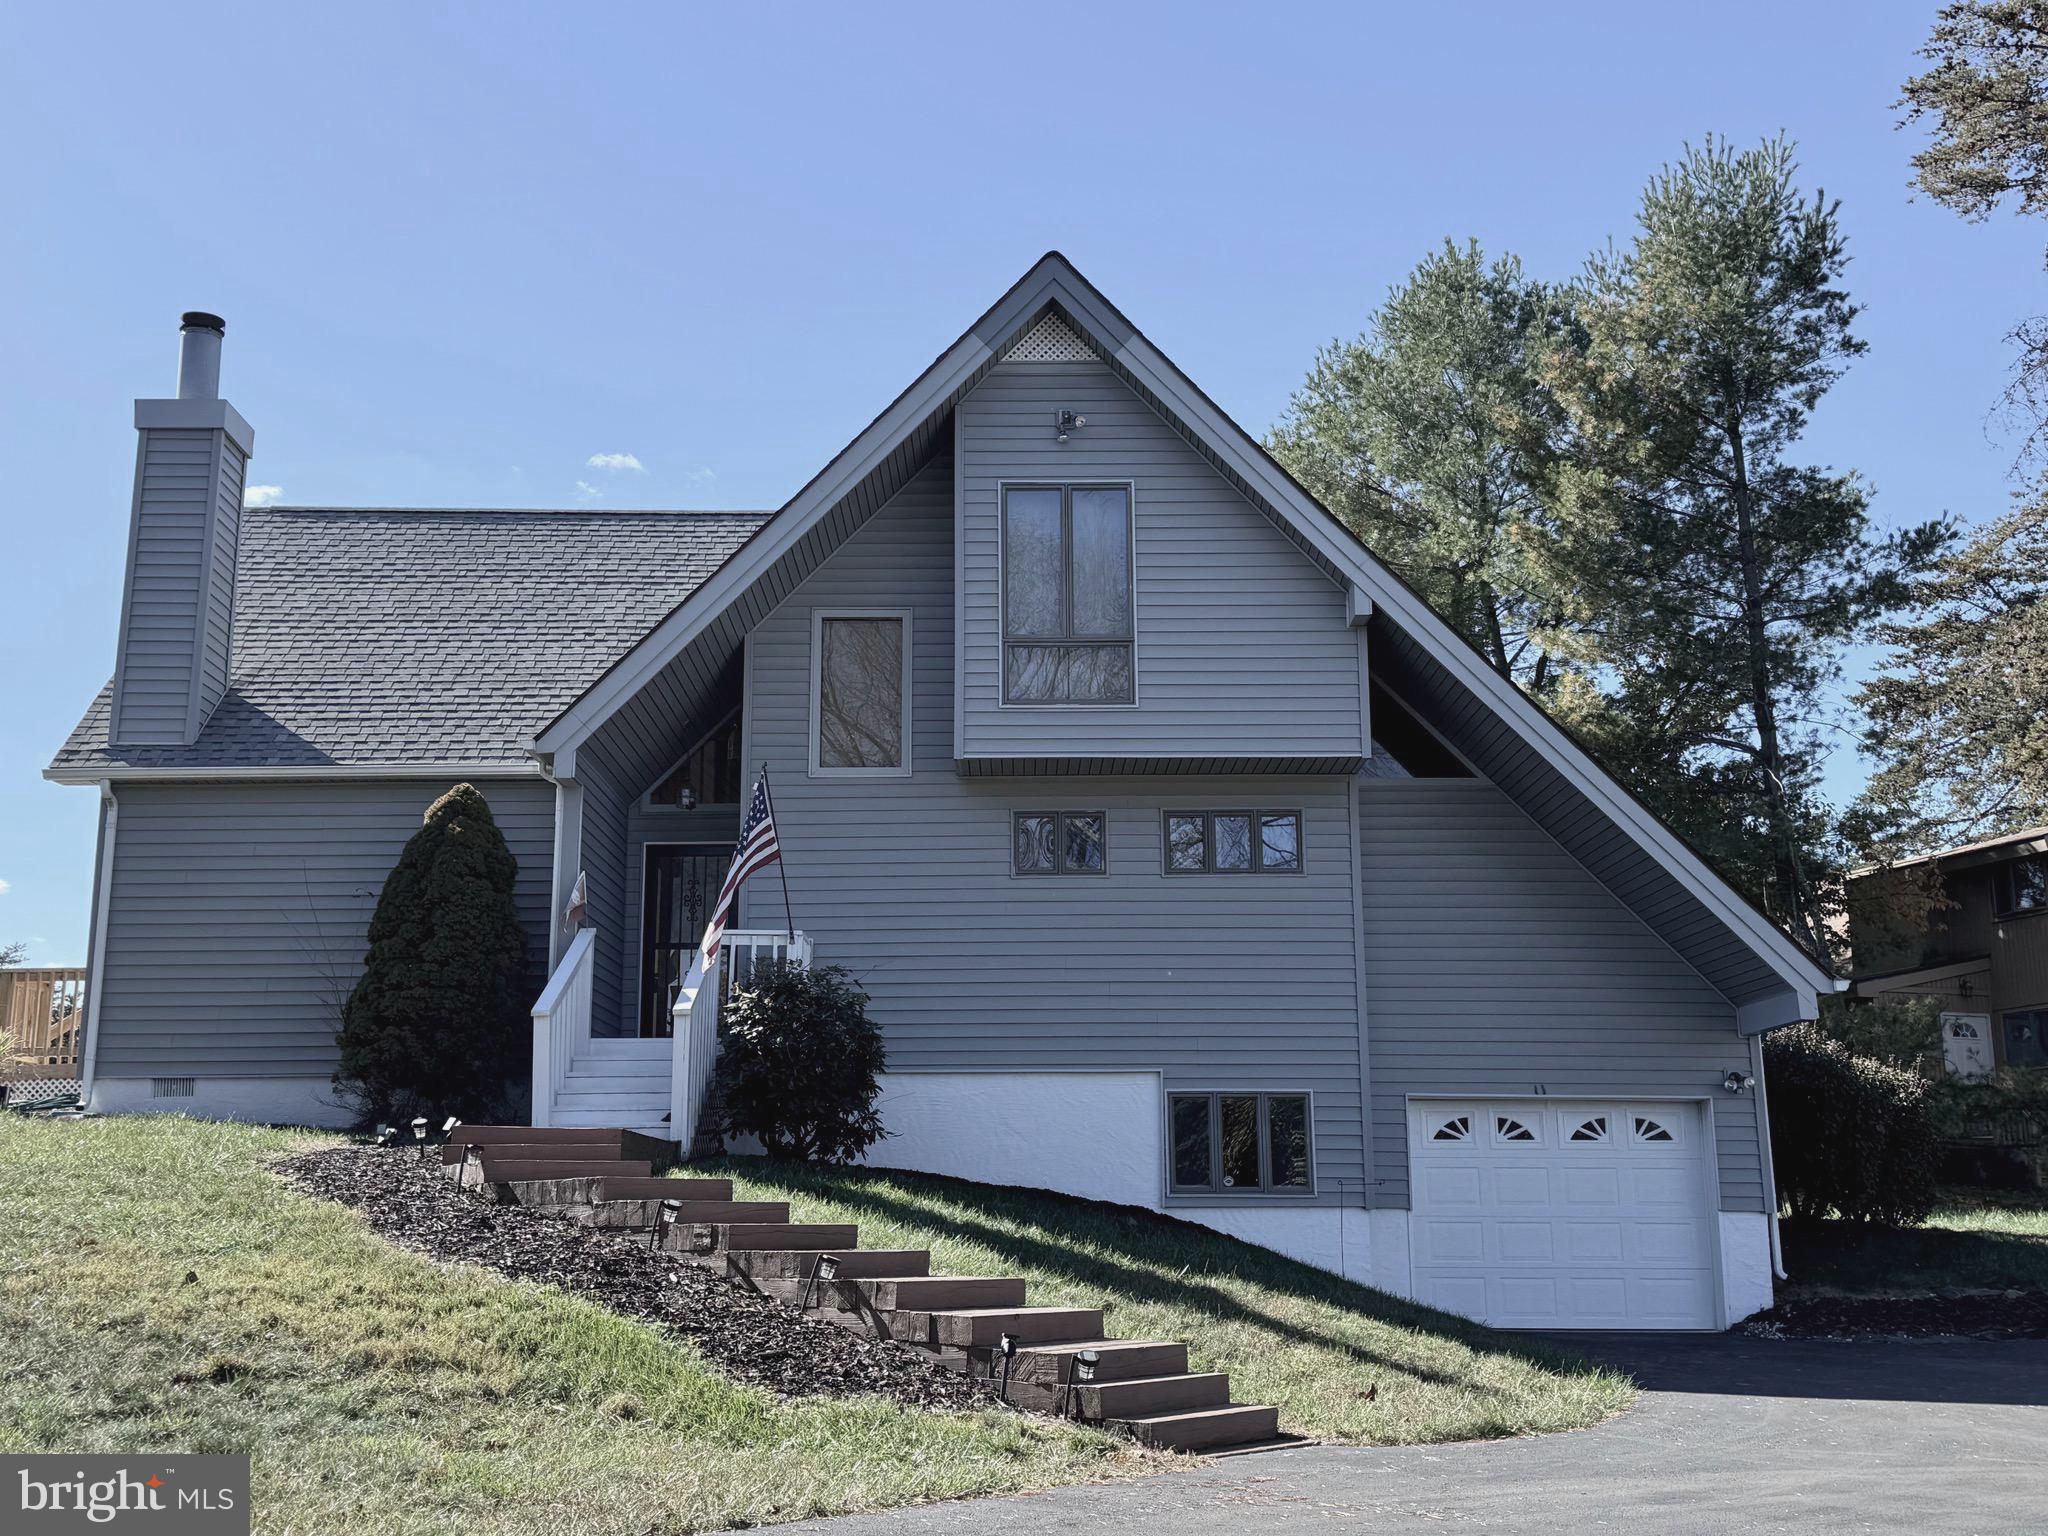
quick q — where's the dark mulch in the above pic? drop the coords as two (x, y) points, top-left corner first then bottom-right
(1741, 1289), (2048, 1340)
(276, 1144), (1006, 1412)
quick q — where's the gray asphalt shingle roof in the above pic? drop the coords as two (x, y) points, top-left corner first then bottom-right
(52, 505), (770, 771)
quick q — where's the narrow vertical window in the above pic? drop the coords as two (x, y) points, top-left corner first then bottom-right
(812, 613), (909, 774)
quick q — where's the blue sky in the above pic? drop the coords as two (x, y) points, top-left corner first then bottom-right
(1, 2), (2038, 963)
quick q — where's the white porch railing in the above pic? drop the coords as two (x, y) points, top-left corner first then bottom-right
(530, 928), (596, 1127)
(669, 930), (811, 1154)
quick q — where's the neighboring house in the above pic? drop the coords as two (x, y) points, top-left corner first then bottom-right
(48, 258), (1838, 1332)
(1847, 828), (2048, 1078)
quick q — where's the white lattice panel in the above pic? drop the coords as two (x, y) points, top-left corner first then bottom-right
(3, 1077), (81, 1104)
(1005, 311), (1093, 362)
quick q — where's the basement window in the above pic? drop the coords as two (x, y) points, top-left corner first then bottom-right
(1169, 1092), (1312, 1195)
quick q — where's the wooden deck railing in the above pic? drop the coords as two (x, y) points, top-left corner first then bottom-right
(1, 967), (87, 1082)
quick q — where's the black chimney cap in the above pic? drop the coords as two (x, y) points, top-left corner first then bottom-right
(180, 311), (226, 332)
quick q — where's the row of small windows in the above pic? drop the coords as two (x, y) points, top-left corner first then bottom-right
(1011, 810), (1304, 876)
(1429, 1113), (1675, 1145)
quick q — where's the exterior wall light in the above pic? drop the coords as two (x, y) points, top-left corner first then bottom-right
(1053, 409), (1085, 443)
(1723, 1071), (1756, 1094)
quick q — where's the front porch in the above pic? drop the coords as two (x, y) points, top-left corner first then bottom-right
(530, 924), (811, 1146)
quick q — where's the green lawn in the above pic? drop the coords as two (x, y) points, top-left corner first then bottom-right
(705, 1157), (1635, 1445)
(1779, 1185), (2048, 1296)
(0, 1117), (1142, 1535)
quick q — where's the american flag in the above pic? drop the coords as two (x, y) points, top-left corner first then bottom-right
(699, 773), (781, 966)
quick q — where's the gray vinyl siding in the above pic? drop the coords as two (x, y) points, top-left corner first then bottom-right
(572, 742), (633, 1035)
(739, 452), (1367, 1202)
(197, 437), (244, 727)
(111, 429), (243, 745)
(1357, 779), (1766, 1213)
(1372, 621), (1795, 1007)
(94, 779), (553, 1078)
(954, 358), (1365, 763)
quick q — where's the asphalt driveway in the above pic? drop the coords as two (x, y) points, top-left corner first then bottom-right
(763, 1335), (2048, 1535)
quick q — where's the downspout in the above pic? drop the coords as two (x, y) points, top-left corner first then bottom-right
(78, 781), (120, 1108)
(1750, 1031), (1788, 1281)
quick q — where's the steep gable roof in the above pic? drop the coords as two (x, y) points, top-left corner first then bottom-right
(48, 506), (766, 777)
(534, 252), (1835, 1010)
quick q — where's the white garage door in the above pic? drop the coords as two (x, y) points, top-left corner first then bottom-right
(1409, 1100), (1718, 1330)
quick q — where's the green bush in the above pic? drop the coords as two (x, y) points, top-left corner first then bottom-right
(1765, 1023), (1938, 1224)
(714, 961), (885, 1162)
(334, 783), (527, 1125)
(1816, 993), (1942, 1071)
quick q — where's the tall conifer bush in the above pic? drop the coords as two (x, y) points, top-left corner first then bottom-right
(335, 783), (527, 1123)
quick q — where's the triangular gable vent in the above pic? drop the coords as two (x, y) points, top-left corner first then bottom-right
(1005, 310), (1094, 362)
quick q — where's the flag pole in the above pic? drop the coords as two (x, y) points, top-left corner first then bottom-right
(761, 762), (795, 942)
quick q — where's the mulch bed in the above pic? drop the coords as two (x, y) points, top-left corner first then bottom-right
(1741, 1289), (2048, 1340)
(276, 1145), (1006, 1412)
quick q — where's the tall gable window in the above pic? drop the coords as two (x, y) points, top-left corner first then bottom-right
(1002, 484), (1133, 704)
(810, 611), (911, 776)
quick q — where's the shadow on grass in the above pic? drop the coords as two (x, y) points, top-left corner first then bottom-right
(1780, 1218), (2048, 1296)
(695, 1155), (1619, 1395)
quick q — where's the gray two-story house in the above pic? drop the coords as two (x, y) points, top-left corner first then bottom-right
(49, 255), (1837, 1331)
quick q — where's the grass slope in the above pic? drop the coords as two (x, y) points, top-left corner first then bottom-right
(0, 1118), (1140, 1535)
(1780, 1185), (2048, 1296)
(707, 1157), (1634, 1444)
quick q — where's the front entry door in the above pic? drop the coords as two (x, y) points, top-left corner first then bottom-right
(1941, 1013), (1994, 1078)
(641, 844), (729, 1037)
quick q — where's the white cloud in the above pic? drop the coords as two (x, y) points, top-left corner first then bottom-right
(683, 467), (717, 485)
(585, 452), (646, 473)
(244, 485), (285, 508)
(575, 480), (603, 503)
(0, 877), (11, 895)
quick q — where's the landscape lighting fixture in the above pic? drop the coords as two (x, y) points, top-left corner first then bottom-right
(441, 1116), (461, 1139)
(997, 1331), (1019, 1402)
(1723, 1070), (1756, 1094)
(411, 1116), (431, 1157)
(374, 1124), (397, 1148)
(1060, 1347), (1102, 1419)
(800, 1252), (842, 1312)
(652, 1197), (684, 1252)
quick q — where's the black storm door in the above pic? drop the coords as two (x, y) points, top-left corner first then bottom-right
(640, 844), (728, 1037)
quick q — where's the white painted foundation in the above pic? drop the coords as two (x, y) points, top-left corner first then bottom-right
(1718, 1211), (1774, 1326)
(860, 1072), (1160, 1209)
(863, 1071), (1776, 1330)
(91, 1076), (357, 1129)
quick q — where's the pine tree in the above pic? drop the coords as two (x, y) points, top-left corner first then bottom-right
(1854, 496), (2048, 848)
(1900, 0), (2048, 461)
(1270, 240), (1579, 695)
(1537, 137), (1947, 959)
(334, 783), (527, 1124)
